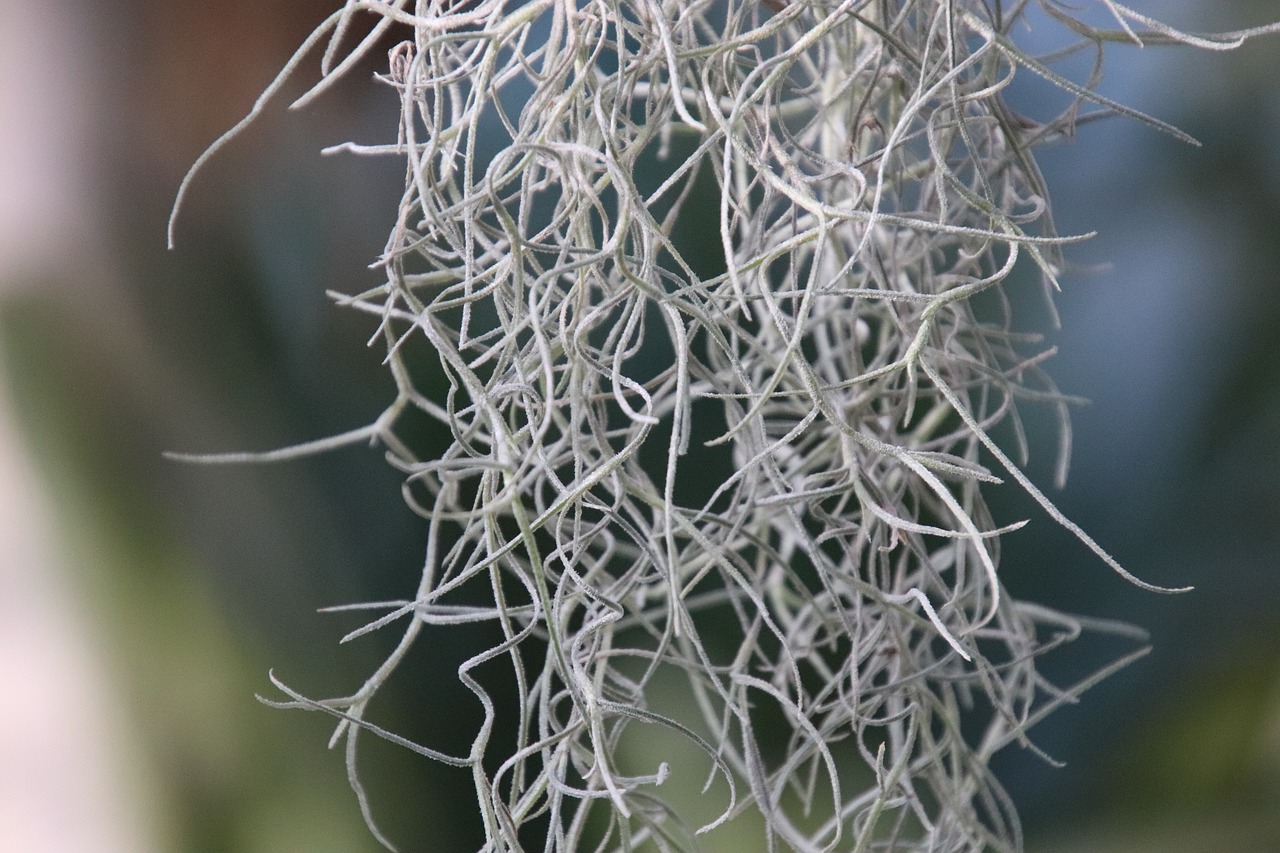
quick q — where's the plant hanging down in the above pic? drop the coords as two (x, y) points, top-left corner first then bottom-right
(169, 2), (1277, 851)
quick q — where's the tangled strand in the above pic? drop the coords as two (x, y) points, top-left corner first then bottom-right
(171, 2), (1279, 851)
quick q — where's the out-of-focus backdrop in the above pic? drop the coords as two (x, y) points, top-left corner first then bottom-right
(1, 1), (1277, 851)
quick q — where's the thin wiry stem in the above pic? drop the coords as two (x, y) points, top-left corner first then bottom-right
(171, 2), (1276, 851)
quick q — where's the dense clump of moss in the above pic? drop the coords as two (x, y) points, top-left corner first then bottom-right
(171, 3), (1277, 850)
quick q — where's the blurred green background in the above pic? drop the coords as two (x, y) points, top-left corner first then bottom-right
(0, 1), (1276, 851)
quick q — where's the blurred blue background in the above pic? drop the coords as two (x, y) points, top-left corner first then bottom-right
(0, 1), (1276, 850)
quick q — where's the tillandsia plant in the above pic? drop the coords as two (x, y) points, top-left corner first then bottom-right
(170, 2), (1276, 851)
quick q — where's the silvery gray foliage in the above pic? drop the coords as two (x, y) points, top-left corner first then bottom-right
(171, 1), (1277, 851)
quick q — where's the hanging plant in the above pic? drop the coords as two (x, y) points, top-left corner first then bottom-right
(170, 3), (1277, 850)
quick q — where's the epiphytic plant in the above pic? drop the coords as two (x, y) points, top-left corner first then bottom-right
(170, 2), (1277, 851)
